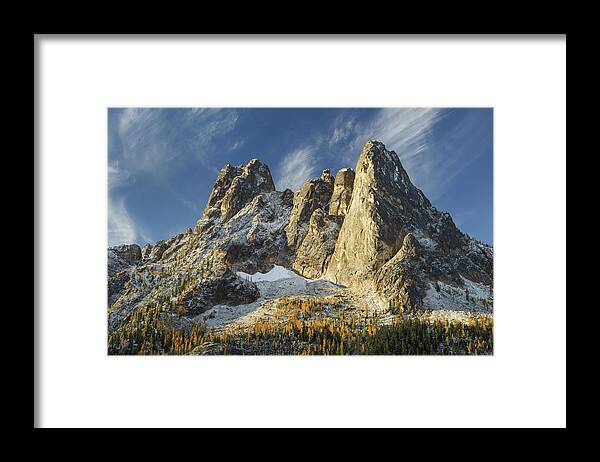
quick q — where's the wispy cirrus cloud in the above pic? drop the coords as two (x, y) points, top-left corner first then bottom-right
(108, 197), (138, 247)
(276, 109), (443, 195)
(108, 108), (240, 246)
(329, 113), (359, 148)
(230, 139), (245, 151)
(365, 108), (491, 203)
(325, 108), (440, 175)
(363, 108), (440, 155)
(360, 108), (443, 197)
(108, 159), (138, 246)
(115, 108), (239, 179)
(275, 146), (319, 192)
(108, 159), (132, 190)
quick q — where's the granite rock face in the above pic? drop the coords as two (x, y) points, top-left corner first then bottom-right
(109, 244), (142, 266)
(141, 243), (153, 260)
(375, 233), (426, 313)
(148, 240), (170, 261)
(204, 159), (276, 223)
(175, 252), (260, 317)
(107, 269), (132, 305)
(329, 168), (355, 217)
(325, 140), (428, 286)
(196, 190), (294, 274)
(285, 169), (334, 251)
(107, 244), (141, 289)
(324, 140), (493, 311)
(292, 208), (342, 279)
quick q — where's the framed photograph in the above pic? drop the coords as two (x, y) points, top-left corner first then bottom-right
(107, 108), (494, 357)
(35, 34), (566, 428)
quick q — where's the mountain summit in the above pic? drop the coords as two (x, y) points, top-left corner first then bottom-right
(203, 158), (276, 222)
(326, 140), (492, 312)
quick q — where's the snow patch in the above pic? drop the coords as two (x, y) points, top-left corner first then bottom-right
(412, 228), (438, 251)
(422, 276), (493, 314)
(236, 264), (305, 282)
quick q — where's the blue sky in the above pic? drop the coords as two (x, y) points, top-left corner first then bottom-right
(108, 108), (493, 247)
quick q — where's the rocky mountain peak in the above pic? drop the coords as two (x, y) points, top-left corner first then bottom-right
(320, 169), (334, 186)
(358, 140), (430, 206)
(324, 140), (492, 311)
(325, 140), (424, 286)
(204, 158), (275, 223)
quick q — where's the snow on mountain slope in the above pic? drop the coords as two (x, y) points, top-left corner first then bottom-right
(237, 264), (304, 282)
(422, 276), (493, 313)
(198, 271), (341, 331)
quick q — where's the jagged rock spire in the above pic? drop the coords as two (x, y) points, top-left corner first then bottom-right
(325, 140), (424, 286)
(203, 159), (275, 222)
